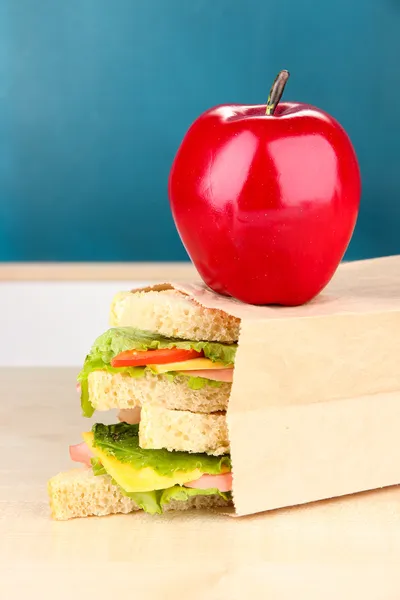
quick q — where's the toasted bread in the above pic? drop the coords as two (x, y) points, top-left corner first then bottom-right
(88, 369), (231, 414)
(110, 288), (240, 342)
(48, 469), (231, 520)
(139, 403), (229, 456)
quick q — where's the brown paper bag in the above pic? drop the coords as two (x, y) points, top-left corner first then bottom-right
(133, 256), (400, 517)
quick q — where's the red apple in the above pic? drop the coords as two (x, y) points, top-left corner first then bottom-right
(169, 71), (361, 305)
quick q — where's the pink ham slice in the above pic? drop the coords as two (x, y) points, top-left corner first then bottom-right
(184, 472), (233, 492)
(118, 407), (142, 424)
(179, 369), (233, 383)
(69, 441), (92, 467)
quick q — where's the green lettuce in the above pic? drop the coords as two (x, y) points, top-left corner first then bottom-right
(90, 457), (230, 515)
(86, 327), (237, 365)
(126, 486), (231, 515)
(163, 372), (223, 390)
(78, 327), (237, 417)
(91, 457), (107, 476)
(92, 422), (231, 475)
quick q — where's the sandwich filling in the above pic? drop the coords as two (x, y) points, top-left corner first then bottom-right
(73, 328), (235, 514)
(70, 423), (232, 514)
(78, 327), (237, 417)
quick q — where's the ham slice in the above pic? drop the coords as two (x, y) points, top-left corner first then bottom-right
(118, 407), (142, 424)
(184, 472), (233, 492)
(179, 369), (233, 383)
(69, 441), (92, 467)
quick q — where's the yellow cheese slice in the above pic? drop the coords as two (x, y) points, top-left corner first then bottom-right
(83, 432), (202, 493)
(148, 357), (231, 374)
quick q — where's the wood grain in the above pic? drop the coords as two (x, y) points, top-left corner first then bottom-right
(2, 368), (400, 598)
(0, 262), (199, 281)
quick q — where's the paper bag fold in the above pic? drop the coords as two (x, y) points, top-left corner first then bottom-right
(133, 256), (400, 516)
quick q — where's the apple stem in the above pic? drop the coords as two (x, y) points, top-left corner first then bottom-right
(266, 70), (290, 116)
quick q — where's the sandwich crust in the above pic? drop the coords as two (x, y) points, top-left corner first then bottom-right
(88, 369), (231, 414)
(48, 469), (231, 520)
(139, 403), (229, 456)
(110, 289), (240, 342)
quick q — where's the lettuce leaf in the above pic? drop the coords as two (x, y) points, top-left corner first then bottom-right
(90, 457), (231, 515)
(91, 457), (107, 476)
(87, 327), (237, 366)
(163, 372), (223, 390)
(78, 327), (236, 417)
(127, 486), (231, 515)
(92, 422), (231, 476)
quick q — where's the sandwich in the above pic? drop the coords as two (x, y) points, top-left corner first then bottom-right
(48, 288), (240, 519)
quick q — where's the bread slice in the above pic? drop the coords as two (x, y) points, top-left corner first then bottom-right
(88, 369), (231, 413)
(48, 468), (231, 520)
(139, 403), (229, 456)
(110, 288), (240, 342)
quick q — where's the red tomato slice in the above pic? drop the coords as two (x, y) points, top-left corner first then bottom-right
(110, 347), (203, 368)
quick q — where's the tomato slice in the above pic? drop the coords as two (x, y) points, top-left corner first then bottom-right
(110, 347), (204, 368)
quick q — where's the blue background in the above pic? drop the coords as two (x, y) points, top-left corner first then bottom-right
(0, 0), (398, 261)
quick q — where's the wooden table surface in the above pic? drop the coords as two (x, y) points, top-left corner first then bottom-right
(2, 369), (400, 599)
(0, 262), (199, 281)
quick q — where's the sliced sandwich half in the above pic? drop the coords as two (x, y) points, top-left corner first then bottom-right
(48, 288), (239, 519)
